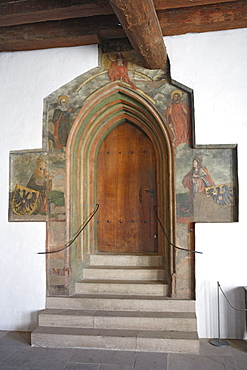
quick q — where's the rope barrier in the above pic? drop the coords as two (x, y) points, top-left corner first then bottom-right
(38, 204), (99, 255)
(38, 204), (203, 255)
(218, 281), (247, 312)
(210, 281), (247, 347)
(154, 205), (203, 254)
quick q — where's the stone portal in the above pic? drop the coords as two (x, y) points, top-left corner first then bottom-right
(9, 39), (238, 299)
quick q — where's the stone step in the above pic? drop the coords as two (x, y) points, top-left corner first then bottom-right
(83, 266), (165, 280)
(46, 295), (195, 312)
(38, 309), (197, 332)
(46, 295), (196, 313)
(75, 280), (168, 296)
(89, 254), (163, 267)
(31, 326), (199, 353)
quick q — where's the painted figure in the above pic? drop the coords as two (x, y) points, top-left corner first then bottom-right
(108, 52), (136, 89)
(166, 89), (191, 147)
(183, 156), (215, 202)
(26, 158), (53, 214)
(52, 95), (72, 149)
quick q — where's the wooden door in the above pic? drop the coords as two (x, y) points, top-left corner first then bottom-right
(97, 122), (158, 253)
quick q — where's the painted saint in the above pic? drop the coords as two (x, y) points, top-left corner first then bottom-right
(52, 95), (72, 149)
(26, 158), (53, 214)
(183, 156), (215, 202)
(166, 89), (191, 147)
(108, 52), (137, 89)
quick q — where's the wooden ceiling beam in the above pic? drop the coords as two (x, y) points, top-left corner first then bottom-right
(153, 0), (237, 9)
(108, 0), (167, 69)
(0, 1), (246, 55)
(0, 0), (238, 27)
(0, 15), (125, 52)
(158, 0), (247, 36)
(0, 1), (113, 27)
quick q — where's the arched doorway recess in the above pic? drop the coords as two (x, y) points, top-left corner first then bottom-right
(67, 82), (175, 292)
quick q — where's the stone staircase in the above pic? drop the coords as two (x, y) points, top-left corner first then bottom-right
(31, 254), (199, 353)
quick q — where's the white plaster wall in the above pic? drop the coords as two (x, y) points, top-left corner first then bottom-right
(0, 29), (246, 338)
(0, 46), (98, 330)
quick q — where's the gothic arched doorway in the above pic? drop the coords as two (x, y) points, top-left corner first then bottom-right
(67, 83), (175, 292)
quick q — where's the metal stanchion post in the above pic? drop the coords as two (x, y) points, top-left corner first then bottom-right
(210, 281), (229, 347)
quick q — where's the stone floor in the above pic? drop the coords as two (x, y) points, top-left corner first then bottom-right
(0, 331), (246, 370)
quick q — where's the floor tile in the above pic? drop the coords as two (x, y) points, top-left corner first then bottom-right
(99, 365), (133, 370)
(0, 345), (17, 363)
(0, 331), (246, 370)
(0, 346), (75, 370)
(0, 367), (30, 370)
(231, 355), (247, 370)
(228, 339), (247, 353)
(0, 332), (8, 339)
(0, 332), (30, 347)
(64, 364), (100, 370)
(134, 351), (167, 370)
(167, 353), (237, 370)
(70, 349), (136, 366)
(199, 339), (232, 356)
(229, 349), (247, 369)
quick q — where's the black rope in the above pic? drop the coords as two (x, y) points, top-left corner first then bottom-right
(154, 205), (203, 254)
(38, 204), (99, 255)
(38, 204), (201, 255)
(218, 282), (247, 312)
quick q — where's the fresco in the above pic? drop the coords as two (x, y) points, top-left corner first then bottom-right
(107, 51), (137, 89)
(176, 147), (237, 223)
(165, 89), (192, 147)
(50, 95), (72, 150)
(9, 151), (66, 221)
(9, 41), (237, 224)
(8, 38), (238, 298)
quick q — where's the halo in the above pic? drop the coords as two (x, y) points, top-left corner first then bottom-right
(171, 89), (183, 99)
(36, 157), (45, 166)
(57, 95), (69, 104)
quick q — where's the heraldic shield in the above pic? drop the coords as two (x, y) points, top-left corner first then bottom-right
(12, 185), (39, 215)
(205, 183), (234, 206)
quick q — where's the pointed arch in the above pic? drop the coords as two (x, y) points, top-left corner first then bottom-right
(66, 82), (176, 289)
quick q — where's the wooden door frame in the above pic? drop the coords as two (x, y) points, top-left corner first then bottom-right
(66, 82), (176, 294)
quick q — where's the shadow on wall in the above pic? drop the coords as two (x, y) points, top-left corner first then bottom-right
(221, 286), (246, 339)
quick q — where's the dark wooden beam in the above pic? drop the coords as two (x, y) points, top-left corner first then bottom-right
(108, 0), (167, 69)
(0, 15), (124, 52)
(0, 1), (113, 27)
(0, 0), (237, 27)
(153, 0), (237, 9)
(158, 0), (247, 36)
(0, 1), (246, 55)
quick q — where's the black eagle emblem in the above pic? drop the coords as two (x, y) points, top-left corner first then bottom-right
(12, 185), (39, 215)
(206, 184), (234, 206)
